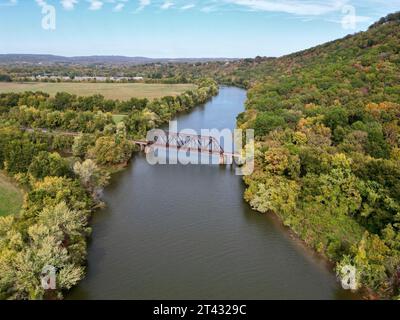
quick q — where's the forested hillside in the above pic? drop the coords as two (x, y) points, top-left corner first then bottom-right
(238, 12), (400, 298)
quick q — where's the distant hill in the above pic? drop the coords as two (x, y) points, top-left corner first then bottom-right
(212, 11), (400, 87)
(0, 54), (238, 66)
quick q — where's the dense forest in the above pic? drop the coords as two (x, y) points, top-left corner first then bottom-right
(237, 12), (400, 298)
(0, 79), (218, 299)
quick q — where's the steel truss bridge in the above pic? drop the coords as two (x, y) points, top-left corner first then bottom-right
(143, 131), (238, 160)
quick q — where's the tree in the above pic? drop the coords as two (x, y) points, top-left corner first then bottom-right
(28, 151), (71, 179)
(25, 176), (92, 217)
(53, 92), (75, 111)
(253, 112), (286, 137)
(115, 121), (127, 143)
(349, 232), (392, 292)
(4, 139), (45, 174)
(0, 74), (12, 82)
(88, 136), (133, 166)
(72, 133), (96, 158)
(0, 202), (87, 299)
(73, 159), (109, 199)
(323, 106), (349, 131)
(352, 121), (390, 159)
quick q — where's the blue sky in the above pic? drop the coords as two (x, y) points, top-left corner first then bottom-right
(0, 0), (399, 57)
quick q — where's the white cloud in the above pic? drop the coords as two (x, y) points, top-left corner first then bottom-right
(59, 0), (130, 12)
(26, 0), (397, 20)
(87, 0), (103, 10)
(136, 0), (150, 11)
(0, 0), (18, 7)
(180, 4), (195, 10)
(113, 2), (125, 11)
(61, 0), (78, 10)
(224, 0), (349, 16)
(161, 1), (173, 10)
(35, 0), (47, 7)
(201, 5), (218, 13)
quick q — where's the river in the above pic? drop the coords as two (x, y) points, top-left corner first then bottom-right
(69, 86), (358, 300)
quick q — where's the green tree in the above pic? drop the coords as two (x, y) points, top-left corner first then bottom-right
(72, 133), (96, 158)
(88, 136), (133, 166)
(28, 151), (71, 179)
(253, 112), (286, 137)
(73, 159), (110, 200)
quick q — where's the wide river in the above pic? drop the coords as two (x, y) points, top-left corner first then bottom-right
(69, 86), (358, 300)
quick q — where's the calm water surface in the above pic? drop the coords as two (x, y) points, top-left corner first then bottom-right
(69, 87), (358, 300)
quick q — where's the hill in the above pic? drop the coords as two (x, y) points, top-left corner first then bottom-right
(239, 12), (400, 298)
(0, 54), (237, 66)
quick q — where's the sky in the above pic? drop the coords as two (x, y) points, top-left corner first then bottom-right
(0, 0), (399, 58)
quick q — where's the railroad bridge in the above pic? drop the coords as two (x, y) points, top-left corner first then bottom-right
(139, 131), (240, 164)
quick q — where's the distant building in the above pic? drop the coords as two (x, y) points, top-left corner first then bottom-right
(29, 75), (145, 82)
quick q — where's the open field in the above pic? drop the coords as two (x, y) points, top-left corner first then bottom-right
(0, 82), (196, 100)
(112, 114), (128, 124)
(0, 172), (23, 217)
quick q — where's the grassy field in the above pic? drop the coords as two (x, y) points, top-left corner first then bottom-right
(112, 114), (128, 124)
(0, 172), (23, 217)
(0, 82), (196, 100)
